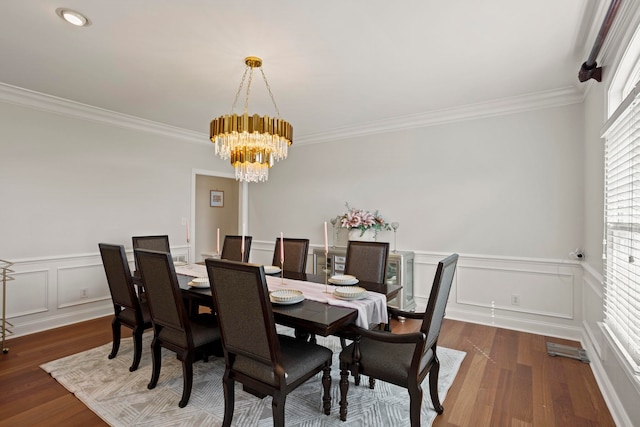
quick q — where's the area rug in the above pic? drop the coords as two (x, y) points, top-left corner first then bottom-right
(41, 329), (465, 426)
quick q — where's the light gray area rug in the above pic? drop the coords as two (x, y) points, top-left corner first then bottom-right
(41, 329), (465, 426)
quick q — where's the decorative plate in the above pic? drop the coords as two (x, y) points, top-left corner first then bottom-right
(264, 265), (281, 275)
(329, 274), (359, 285)
(334, 286), (367, 299)
(188, 277), (209, 288)
(270, 289), (304, 304)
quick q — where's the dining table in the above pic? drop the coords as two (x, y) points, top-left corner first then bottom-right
(173, 263), (401, 338)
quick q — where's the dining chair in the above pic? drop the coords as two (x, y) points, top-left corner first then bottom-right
(132, 235), (171, 274)
(271, 237), (310, 273)
(204, 258), (333, 427)
(98, 243), (153, 372)
(338, 253), (459, 426)
(134, 248), (221, 408)
(344, 241), (389, 284)
(220, 235), (252, 262)
(338, 241), (390, 350)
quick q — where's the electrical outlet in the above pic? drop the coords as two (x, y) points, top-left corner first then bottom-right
(81, 288), (88, 298)
(181, 217), (187, 226)
(511, 294), (520, 305)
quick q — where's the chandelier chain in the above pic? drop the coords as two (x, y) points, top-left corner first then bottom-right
(230, 66), (250, 115)
(243, 66), (255, 114)
(260, 67), (281, 118)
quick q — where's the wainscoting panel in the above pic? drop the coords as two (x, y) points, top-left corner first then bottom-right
(57, 263), (111, 308)
(455, 264), (574, 319)
(2, 269), (49, 318)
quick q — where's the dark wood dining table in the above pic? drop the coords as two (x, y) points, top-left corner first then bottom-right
(176, 270), (401, 337)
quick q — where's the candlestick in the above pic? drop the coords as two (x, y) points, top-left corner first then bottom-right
(324, 250), (330, 293)
(391, 221), (400, 253)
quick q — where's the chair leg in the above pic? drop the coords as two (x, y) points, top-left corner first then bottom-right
(147, 338), (161, 390)
(408, 384), (424, 427)
(428, 357), (444, 414)
(108, 317), (121, 359)
(340, 337), (347, 348)
(339, 366), (350, 421)
(129, 325), (143, 372)
(222, 370), (235, 427)
(368, 377), (375, 389)
(322, 364), (331, 415)
(178, 356), (193, 408)
(272, 391), (286, 427)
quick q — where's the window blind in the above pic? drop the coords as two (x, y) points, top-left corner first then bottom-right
(602, 82), (640, 373)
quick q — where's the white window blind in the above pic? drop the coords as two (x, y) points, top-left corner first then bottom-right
(602, 82), (640, 373)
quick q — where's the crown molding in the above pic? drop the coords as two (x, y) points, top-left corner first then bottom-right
(0, 82), (208, 145)
(295, 86), (585, 146)
(0, 81), (584, 148)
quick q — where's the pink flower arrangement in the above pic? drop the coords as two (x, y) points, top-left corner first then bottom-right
(336, 203), (390, 237)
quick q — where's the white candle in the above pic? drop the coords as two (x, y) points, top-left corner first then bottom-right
(241, 224), (245, 257)
(280, 232), (284, 263)
(324, 221), (328, 253)
(186, 219), (190, 243)
(216, 228), (220, 254)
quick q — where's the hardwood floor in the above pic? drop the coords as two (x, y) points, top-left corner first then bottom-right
(0, 316), (615, 426)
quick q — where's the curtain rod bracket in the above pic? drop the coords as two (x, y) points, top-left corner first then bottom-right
(578, 61), (602, 83)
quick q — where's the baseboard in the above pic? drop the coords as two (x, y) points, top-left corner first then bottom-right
(7, 303), (112, 339)
(444, 306), (584, 341)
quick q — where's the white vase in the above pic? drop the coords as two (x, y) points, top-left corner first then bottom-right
(348, 228), (377, 242)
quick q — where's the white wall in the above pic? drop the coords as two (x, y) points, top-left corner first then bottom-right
(0, 100), (228, 334)
(577, 3), (640, 425)
(252, 105), (584, 259)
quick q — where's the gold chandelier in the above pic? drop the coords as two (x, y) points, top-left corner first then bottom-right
(210, 56), (293, 183)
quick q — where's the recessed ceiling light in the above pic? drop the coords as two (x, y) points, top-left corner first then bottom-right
(56, 8), (90, 27)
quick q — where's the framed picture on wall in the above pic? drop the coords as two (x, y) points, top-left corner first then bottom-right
(210, 190), (224, 207)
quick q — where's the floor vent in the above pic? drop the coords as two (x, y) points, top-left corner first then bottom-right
(546, 342), (590, 363)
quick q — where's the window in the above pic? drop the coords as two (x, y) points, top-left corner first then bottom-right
(602, 81), (640, 373)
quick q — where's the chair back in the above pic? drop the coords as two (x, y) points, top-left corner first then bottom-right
(132, 235), (170, 272)
(221, 235), (252, 262)
(421, 253), (459, 347)
(344, 241), (389, 284)
(134, 248), (193, 348)
(272, 238), (310, 273)
(205, 259), (280, 366)
(99, 243), (140, 313)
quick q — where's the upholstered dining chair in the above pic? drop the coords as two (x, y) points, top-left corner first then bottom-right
(344, 241), (389, 284)
(220, 235), (252, 262)
(205, 258), (333, 427)
(271, 237), (310, 273)
(132, 235), (170, 273)
(99, 243), (152, 372)
(338, 253), (459, 426)
(337, 241), (390, 350)
(134, 248), (221, 408)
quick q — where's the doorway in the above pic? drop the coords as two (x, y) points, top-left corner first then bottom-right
(192, 171), (240, 262)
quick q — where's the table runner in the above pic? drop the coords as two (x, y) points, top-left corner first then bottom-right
(265, 275), (387, 329)
(174, 264), (387, 329)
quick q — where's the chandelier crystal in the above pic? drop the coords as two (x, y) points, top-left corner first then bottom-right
(210, 57), (293, 183)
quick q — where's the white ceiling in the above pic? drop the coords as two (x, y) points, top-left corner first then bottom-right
(0, 1), (600, 145)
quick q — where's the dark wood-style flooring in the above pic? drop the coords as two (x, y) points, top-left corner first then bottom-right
(0, 316), (615, 426)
